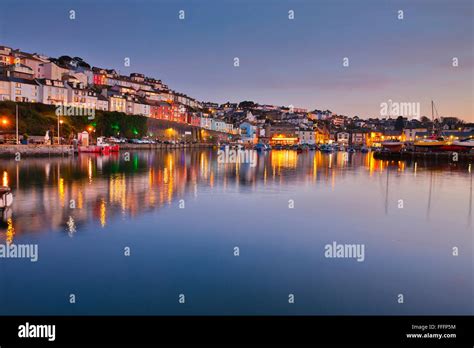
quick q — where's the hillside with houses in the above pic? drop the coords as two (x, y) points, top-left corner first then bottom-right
(0, 45), (472, 147)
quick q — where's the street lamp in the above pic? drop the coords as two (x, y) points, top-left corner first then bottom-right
(15, 104), (18, 145)
(57, 117), (64, 145)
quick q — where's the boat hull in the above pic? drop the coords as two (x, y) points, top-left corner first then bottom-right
(439, 145), (471, 152)
(382, 143), (403, 152)
(79, 145), (120, 153)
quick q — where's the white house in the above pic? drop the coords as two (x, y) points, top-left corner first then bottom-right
(38, 61), (68, 80)
(297, 129), (315, 144)
(200, 117), (212, 130)
(125, 96), (150, 116)
(211, 119), (227, 132)
(336, 131), (350, 145)
(36, 79), (67, 105)
(65, 81), (98, 109)
(0, 76), (39, 102)
(97, 95), (108, 111)
(108, 95), (126, 113)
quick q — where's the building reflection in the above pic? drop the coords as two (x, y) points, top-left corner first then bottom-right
(0, 150), (471, 242)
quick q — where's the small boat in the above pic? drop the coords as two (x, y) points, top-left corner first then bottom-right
(319, 144), (333, 153)
(414, 137), (447, 151)
(381, 141), (404, 152)
(453, 138), (474, 149)
(97, 137), (119, 153)
(0, 186), (13, 209)
(78, 145), (102, 153)
(414, 101), (447, 152)
(439, 142), (472, 152)
(80, 138), (120, 154)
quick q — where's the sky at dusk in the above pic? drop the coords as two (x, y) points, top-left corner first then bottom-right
(1, 0), (473, 121)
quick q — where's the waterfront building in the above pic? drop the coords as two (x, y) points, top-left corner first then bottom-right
(190, 114), (201, 127)
(367, 131), (384, 147)
(97, 95), (108, 111)
(139, 88), (163, 102)
(39, 61), (69, 80)
(383, 130), (403, 141)
(65, 81), (98, 109)
(0, 75), (38, 102)
(0, 64), (35, 80)
(331, 115), (345, 127)
(200, 117), (212, 130)
(211, 118), (227, 132)
(125, 96), (150, 117)
(296, 128), (316, 145)
(0, 46), (14, 66)
(171, 103), (185, 123)
(111, 84), (137, 96)
(20, 54), (50, 78)
(36, 78), (67, 105)
(108, 94), (126, 113)
(150, 101), (172, 120)
(336, 131), (350, 145)
(402, 127), (428, 142)
(351, 131), (368, 147)
(315, 126), (330, 144)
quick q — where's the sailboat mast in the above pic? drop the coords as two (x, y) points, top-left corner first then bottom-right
(431, 100), (434, 134)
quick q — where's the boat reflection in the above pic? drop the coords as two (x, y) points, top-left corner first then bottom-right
(0, 150), (472, 242)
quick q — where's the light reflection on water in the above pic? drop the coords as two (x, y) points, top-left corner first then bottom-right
(0, 150), (472, 315)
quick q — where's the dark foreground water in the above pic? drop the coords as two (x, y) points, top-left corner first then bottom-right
(0, 150), (472, 315)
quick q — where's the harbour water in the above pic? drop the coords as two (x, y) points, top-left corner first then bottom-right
(0, 150), (472, 315)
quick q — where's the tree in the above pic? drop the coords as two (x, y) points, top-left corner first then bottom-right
(394, 116), (405, 131)
(420, 116), (430, 123)
(238, 101), (255, 109)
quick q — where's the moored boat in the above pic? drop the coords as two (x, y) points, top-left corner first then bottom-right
(439, 139), (474, 152)
(414, 137), (447, 151)
(381, 141), (404, 152)
(78, 145), (102, 153)
(319, 144), (334, 153)
(414, 101), (448, 152)
(453, 138), (474, 149)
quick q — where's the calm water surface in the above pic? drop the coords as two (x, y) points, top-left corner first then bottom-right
(0, 150), (472, 315)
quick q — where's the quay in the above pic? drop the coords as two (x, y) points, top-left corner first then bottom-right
(0, 144), (73, 158)
(373, 150), (474, 162)
(0, 143), (213, 158)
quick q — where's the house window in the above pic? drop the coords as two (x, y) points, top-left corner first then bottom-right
(15, 83), (21, 88)
(15, 90), (21, 95)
